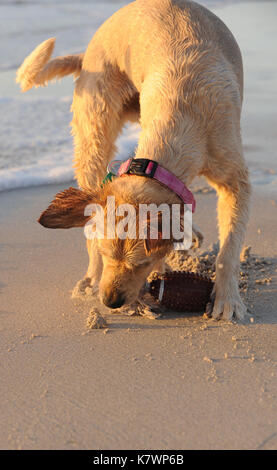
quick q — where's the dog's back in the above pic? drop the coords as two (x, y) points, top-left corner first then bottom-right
(17, 0), (243, 104)
(86, 0), (243, 99)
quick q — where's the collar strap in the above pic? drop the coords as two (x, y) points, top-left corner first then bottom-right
(117, 158), (196, 212)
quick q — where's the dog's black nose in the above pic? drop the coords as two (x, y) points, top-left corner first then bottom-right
(102, 291), (125, 309)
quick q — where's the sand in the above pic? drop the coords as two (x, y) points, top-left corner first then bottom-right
(86, 308), (108, 330)
(0, 183), (276, 450)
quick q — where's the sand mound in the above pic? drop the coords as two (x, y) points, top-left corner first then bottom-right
(165, 244), (272, 314)
(86, 308), (108, 329)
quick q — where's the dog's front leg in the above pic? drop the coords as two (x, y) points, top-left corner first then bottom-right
(71, 60), (137, 297)
(209, 178), (251, 321)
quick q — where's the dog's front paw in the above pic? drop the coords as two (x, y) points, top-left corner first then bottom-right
(115, 300), (162, 319)
(71, 277), (99, 300)
(137, 300), (162, 319)
(210, 291), (247, 321)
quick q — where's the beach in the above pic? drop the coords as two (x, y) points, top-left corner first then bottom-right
(0, 0), (277, 450)
(0, 186), (277, 450)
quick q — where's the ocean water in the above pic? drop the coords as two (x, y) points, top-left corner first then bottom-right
(0, 0), (276, 193)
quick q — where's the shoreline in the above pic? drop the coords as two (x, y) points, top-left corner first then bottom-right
(1, 172), (276, 201)
(1, 0), (277, 194)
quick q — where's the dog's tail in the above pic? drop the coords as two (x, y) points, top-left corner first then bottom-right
(16, 38), (84, 92)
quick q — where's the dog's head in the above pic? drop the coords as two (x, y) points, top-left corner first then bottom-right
(38, 181), (176, 307)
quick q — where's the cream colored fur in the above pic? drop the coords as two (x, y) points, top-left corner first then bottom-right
(16, 38), (83, 92)
(18, 0), (251, 320)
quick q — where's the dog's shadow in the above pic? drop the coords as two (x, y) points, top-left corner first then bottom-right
(104, 310), (208, 331)
(241, 254), (277, 325)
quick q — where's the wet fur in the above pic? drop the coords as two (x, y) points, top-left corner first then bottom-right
(18, 0), (251, 319)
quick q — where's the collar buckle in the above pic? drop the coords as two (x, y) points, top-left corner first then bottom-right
(127, 158), (158, 178)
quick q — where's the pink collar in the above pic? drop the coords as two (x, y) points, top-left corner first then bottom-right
(117, 158), (196, 212)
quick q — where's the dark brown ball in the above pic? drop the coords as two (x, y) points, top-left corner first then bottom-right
(148, 271), (214, 313)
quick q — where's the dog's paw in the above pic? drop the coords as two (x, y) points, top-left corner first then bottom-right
(210, 293), (247, 321)
(137, 300), (162, 319)
(115, 300), (161, 319)
(71, 277), (99, 300)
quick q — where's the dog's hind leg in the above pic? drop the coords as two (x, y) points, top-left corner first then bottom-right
(205, 126), (251, 321)
(71, 62), (138, 190)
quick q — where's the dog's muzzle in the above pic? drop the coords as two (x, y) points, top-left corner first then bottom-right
(102, 290), (125, 309)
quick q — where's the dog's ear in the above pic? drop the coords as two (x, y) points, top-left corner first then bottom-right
(143, 204), (189, 256)
(143, 211), (173, 256)
(144, 235), (172, 257)
(38, 187), (98, 229)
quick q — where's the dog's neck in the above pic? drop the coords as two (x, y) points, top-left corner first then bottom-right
(134, 62), (206, 185)
(135, 114), (204, 186)
(108, 173), (187, 208)
(109, 112), (203, 207)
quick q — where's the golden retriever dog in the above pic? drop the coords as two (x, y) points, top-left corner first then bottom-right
(17, 0), (251, 320)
